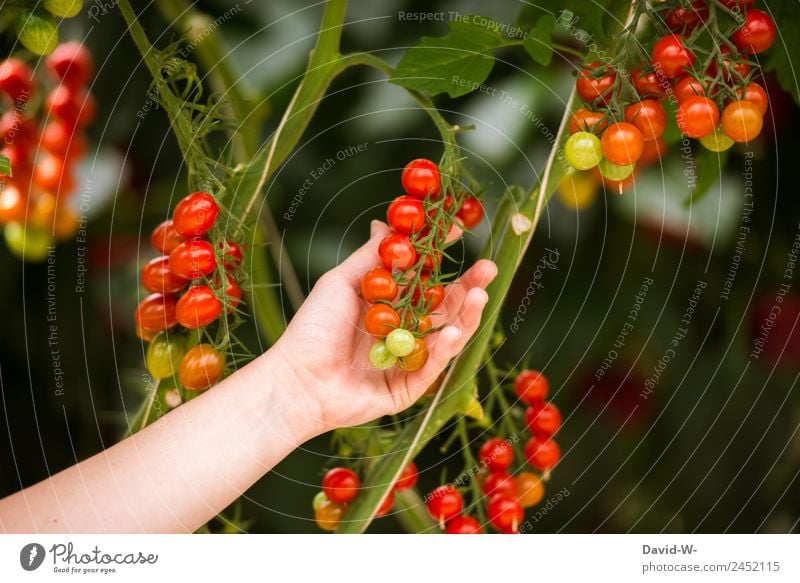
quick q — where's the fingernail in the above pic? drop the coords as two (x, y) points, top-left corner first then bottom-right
(370, 219), (383, 238)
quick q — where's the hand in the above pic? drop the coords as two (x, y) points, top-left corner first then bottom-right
(268, 220), (497, 433)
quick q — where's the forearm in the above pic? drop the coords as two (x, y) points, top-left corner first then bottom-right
(0, 350), (319, 533)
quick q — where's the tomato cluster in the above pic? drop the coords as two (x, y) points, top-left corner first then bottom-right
(136, 191), (241, 391)
(565, 1), (775, 194)
(363, 158), (484, 370)
(312, 462), (419, 531)
(424, 369), (561, 534)
(0, 42), (95, 261)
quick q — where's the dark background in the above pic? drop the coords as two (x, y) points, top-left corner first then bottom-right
(1, 0), (798, 533)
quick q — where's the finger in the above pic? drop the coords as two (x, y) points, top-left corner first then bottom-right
(433, 259), (497, 324)
(333, 220), (391, 286)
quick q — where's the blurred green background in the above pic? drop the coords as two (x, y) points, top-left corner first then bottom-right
(1, 0), (799, 533)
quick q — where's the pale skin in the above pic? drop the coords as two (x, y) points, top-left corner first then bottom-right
(0, 220), (497, 533)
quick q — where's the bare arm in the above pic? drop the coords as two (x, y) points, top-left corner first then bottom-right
(0, 221), (496, 533)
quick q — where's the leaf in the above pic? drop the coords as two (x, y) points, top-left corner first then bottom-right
(764, 2), (800, 105)
(558, 0), (632, 47)
(0, 154), (10, 177)
(524, 14), (556, 66)
(391, 18), (506, 98)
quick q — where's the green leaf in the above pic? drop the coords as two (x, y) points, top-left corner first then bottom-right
(764, 2), (800, 105)
(0, 154), (11, 177)
(524, 14), (556, 66)
(391, 18), (506, 98)
(559, 0), (632, 47)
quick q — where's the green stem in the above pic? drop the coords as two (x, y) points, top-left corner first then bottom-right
(393, 490), (436, 533)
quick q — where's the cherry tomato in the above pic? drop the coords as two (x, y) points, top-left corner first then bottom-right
(421, 250), (442, 272)
(150, 219), (186, 254)
(676, 95), (720, 139)
(0, 182), (26, 223)
(176, 285), (222, 329)
(385, 328), (416, 357)
(524, 436), (561, 471)
(169, 239), (216, 279)
(142, 256), (186, 294)
(732, 9), (776, 54)
(740, 82), (768, 114)
(378, 233), (417, 271)
(360, 266), (397, 303)
(665, 1), (707, 31)
(651, 34), (695, 79)
(426, 485), (463, 523)
(0, 58), (34, 104)
(387, 195), (426, 234)
(516, 471), (545, 508)
(564, 131), (602, 171)
(223, 274), (242, 310)
(632, 69), (667, 100)
(322, 467), (361, 504)
(0, 111), (37, 148)
(315, 499), (345, 532)
(46, 85), (95, 127)
(674, 75), (705, 103)
(145, 331), (187, 379)
(721, 100), (763, 143)
(445, 515), (481, 534)
(220, 240), (243, 270)
(601, 122), (644, 166)
(699, 128), (735, 152)
(40, 119), (85, 159)
(456, 195), (484, 229)
(624, 99), (666, 142)
(135, 293), (178, 333)
(364, 304), (400, 338)
(178, 343), (225, 391)
(401, 158), (441, 199)
(487, 494), (523, 532)
(46, 41), (94, 88)
(172, 191), (219, 238)
(312, 491), (330, 512)
(575, 61), (617, 105)
(525, 401), (562, 437)
(412, 277), (445, 312)
(394, 461), (419, 491)
(482, 471), (517, 497)
(375, 490), (394, 517)
(34, 155), (74, 194)
(398, 338), (429, 371)
(557, 171), (599, 210)
(368, 341), (397, 369)
(28, 191), (57, 230)
(479, 437), (514, 471)
(568, 108), (608, 134)
(514, 369), (549, 404)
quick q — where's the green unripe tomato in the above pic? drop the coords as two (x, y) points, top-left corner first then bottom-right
(599, 158), (635, 181)
(312, 491), (330, 511)
(146, 332), (187, 379)
(385, 328), (416, 358)
(699, 128), (734, 153)
(15, 10), (59, 55)
(369, 341), (398, 369)
(564, 131), (602, 170)
(5, 221), (52, 262)
(44, 0), (83, 18)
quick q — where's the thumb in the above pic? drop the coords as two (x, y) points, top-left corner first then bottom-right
(335, 220), (391, 285)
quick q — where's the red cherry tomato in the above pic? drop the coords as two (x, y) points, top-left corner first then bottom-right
(420, 250), (442, 272)
(375, 490), (395, 517)
(387, 195), (426, 234)
(665, 1), (707, 31)
(487, 494), (523, 532)
(169, 239), (216, 280)
(721, 100), (764, 143)
(445, 515), (482, 534)
(361, 266), (398, 303)
(151, 219), (186, 255)
(575, 61), (617, 106)
(223, 274), (242, 309)
(651, 34), (695, 79)
(141, 256), (186, 294)
(732, 9), (776, 54)
(46, 85), (95, 127)
(676, 95), (720, 139)
(426, 485), (463, 522)
(524, 436), (561, 471)
(411, 275), (445, 312)
(740, 82), (768, 115)
(624, 99), (666, 142)
(220, 240), (243, 270)
(639, 137), (666, 167)
(134, 293), (178, 333)
(0, 181), (25, 223)
(456, 196), (484, 229)
(601, 122), (644, 165)
(33, 154), (74, 194)
(0, 111), (37, 148)
(46, 41), (94, 88)
(322, 467), (361, 504)
(478, 437), (514, 472)
(401, 158), (441, 199)
(378, 233), (417, 271)
(176, 285), (222, 329)
(40, 120), (85, 159)
(482, 471), (517, 497)
(514, 369), (549, 404)
(364, 304), (400, 338)
(179, 343), (225, 391)
(0, 58), (34, 104)
(172, 191), (219, 238)
(568, 107), (608, 134)
(525, 401), (563, 437)
(674, 75), (705, 103)
(632, 69), (667, 100)
(394, 461), (418, 491)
